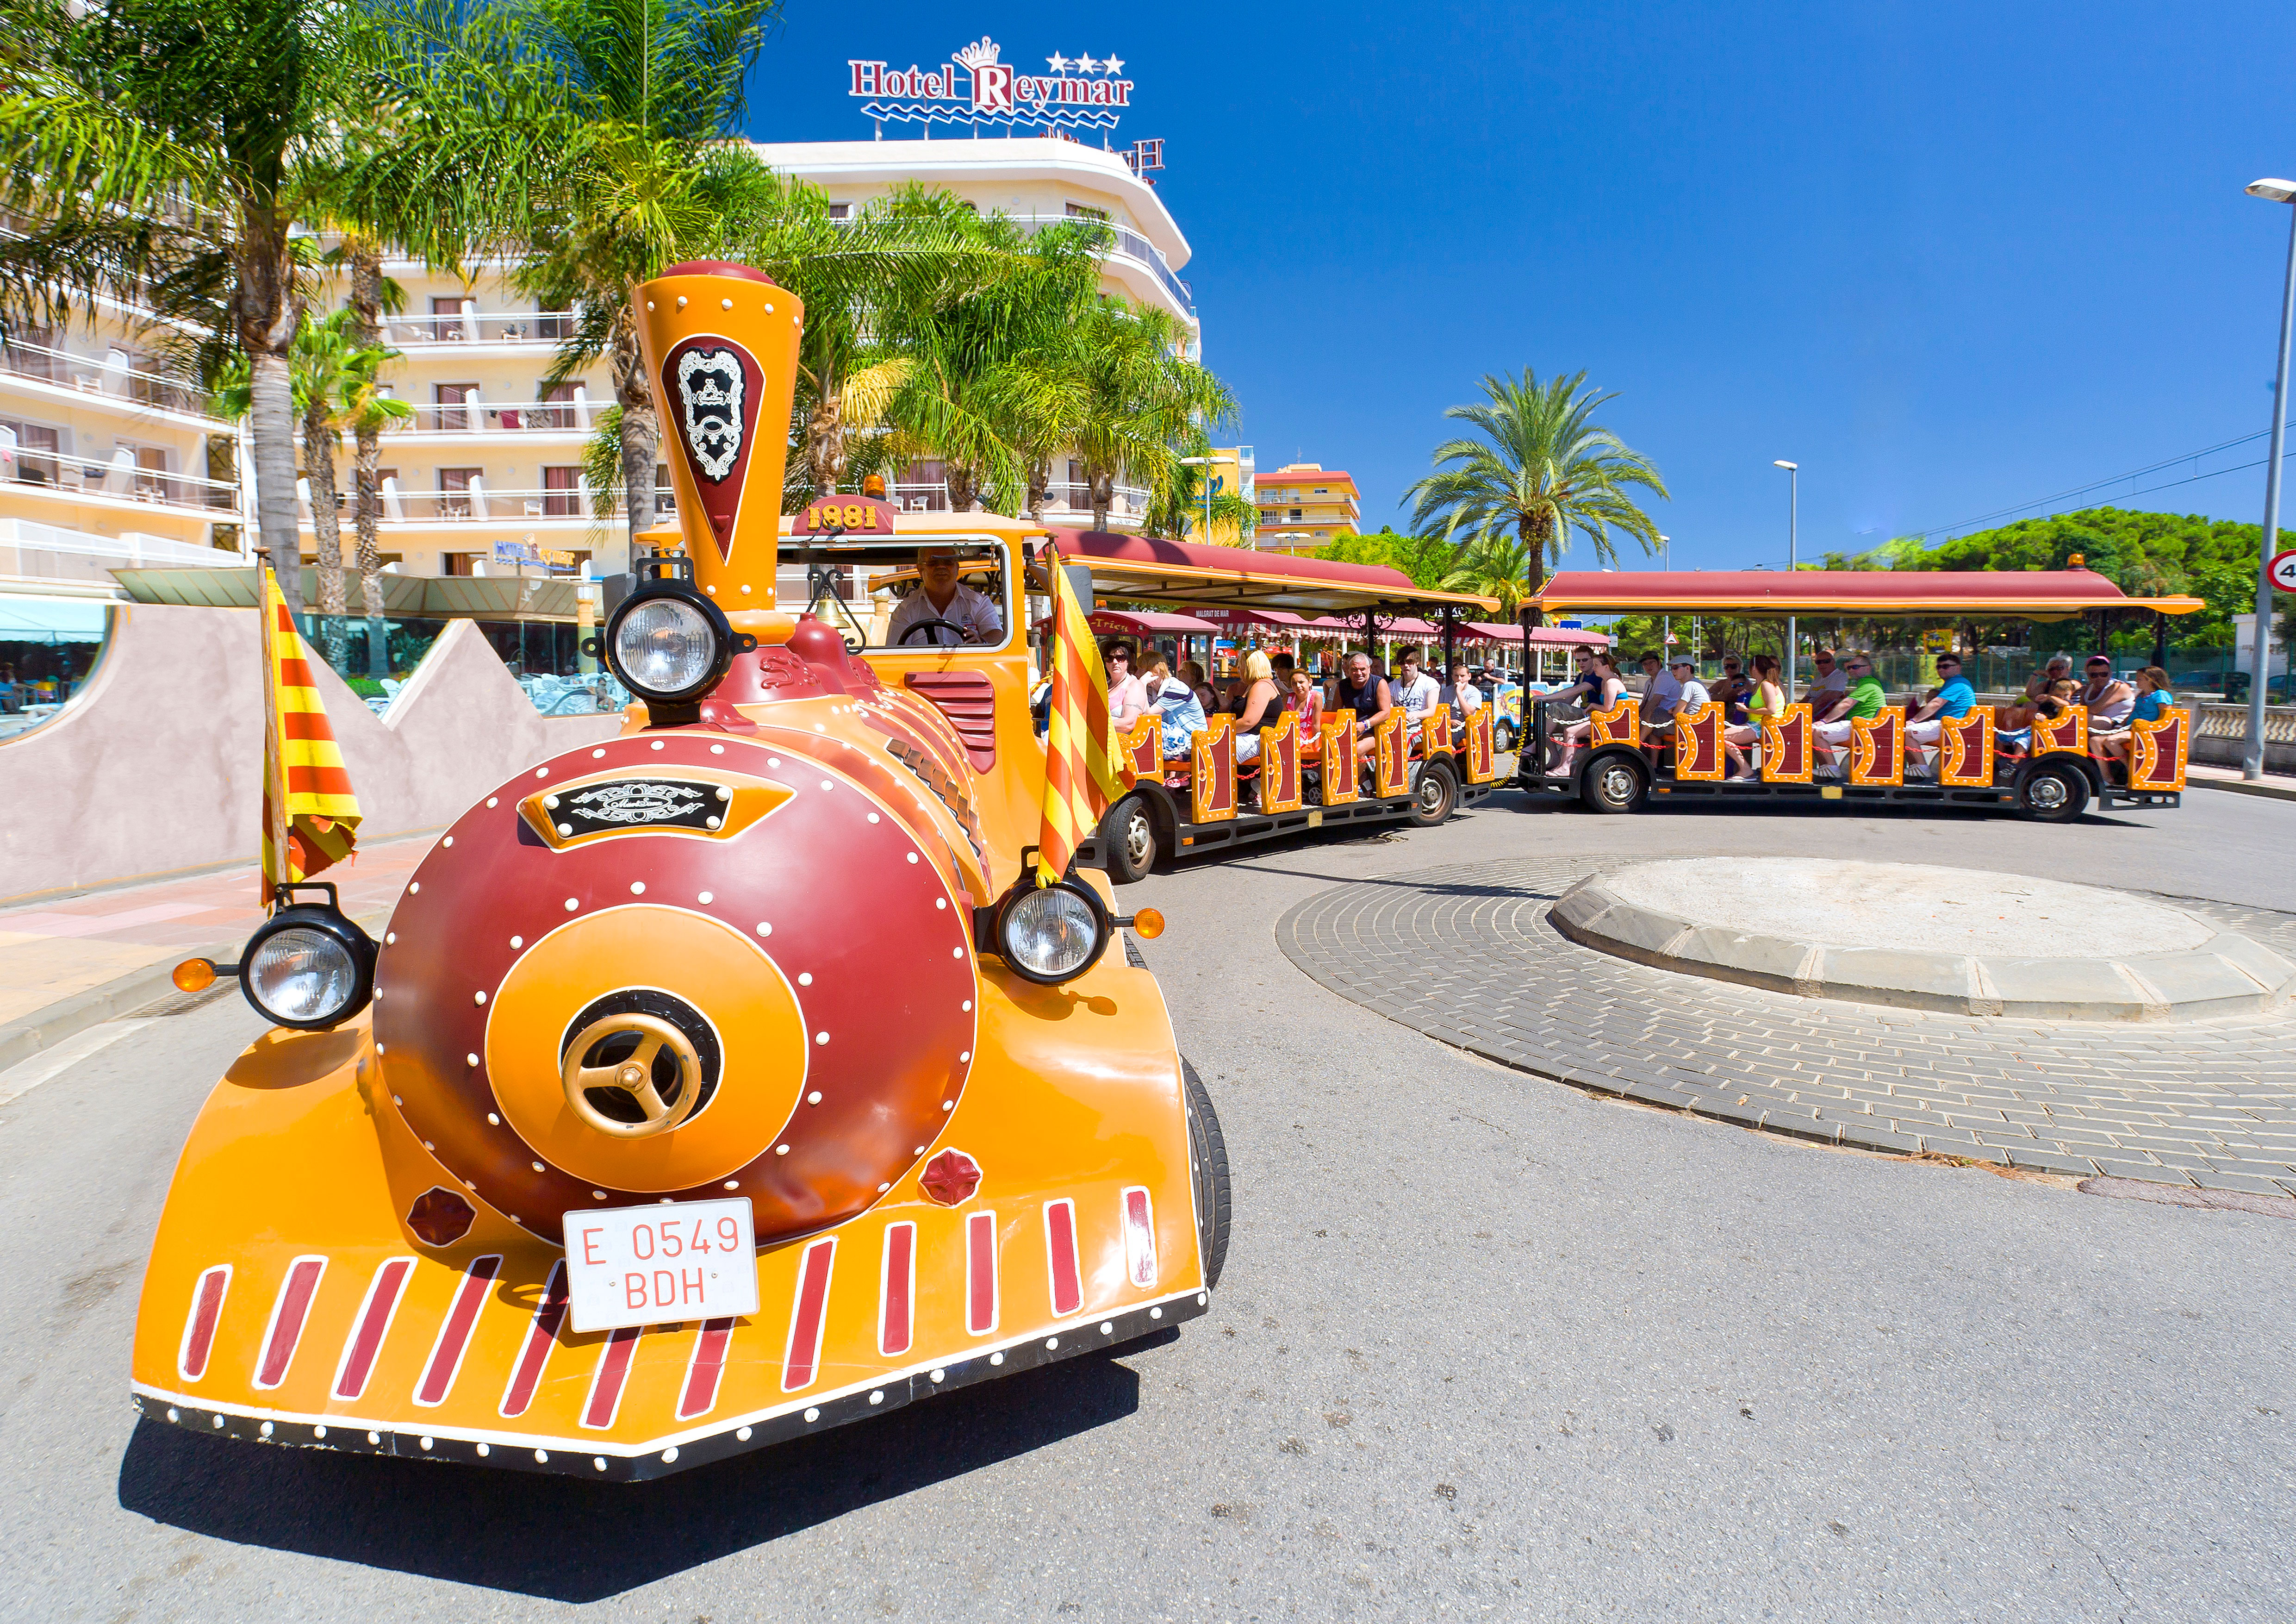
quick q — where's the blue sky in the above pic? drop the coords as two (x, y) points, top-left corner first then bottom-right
(747, 1), (2296, 571)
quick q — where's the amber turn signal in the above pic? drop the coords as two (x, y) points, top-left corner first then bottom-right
(1129, 908), (1164, 940)
(172, 958), (217, 993)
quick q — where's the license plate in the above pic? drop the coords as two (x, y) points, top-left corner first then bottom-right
(561, 1197), (760, 1333)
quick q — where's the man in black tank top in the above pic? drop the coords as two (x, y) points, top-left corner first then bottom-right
(1332, 650), (1394, 747)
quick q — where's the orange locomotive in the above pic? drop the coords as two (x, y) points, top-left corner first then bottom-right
(131, 262), (1228, 1479)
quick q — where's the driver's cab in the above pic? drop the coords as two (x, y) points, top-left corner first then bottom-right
(775, 504), (1047, 856)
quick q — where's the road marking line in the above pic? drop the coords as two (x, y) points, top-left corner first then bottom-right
(0, 1019), (154, 1108)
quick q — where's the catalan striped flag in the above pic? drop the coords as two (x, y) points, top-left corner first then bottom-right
(1037, 559), (1122, 886)
(259, 567), (361, 900)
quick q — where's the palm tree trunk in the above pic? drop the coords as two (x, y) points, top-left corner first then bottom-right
(249, 349), (304, 619)
(1519, 513), (1549, 628)
(1089, 467), (1114, 532)
(237, 212), (304, 619)
(946, 464), (981, 512)
(611, 311), (656, 572)
(1025, 456), (1052, 525)
(804, 381), (846, 499)
(348, 241), (389, 678)
(304, 396), (348, 669)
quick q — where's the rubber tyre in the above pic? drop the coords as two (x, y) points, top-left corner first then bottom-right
(2019, 762), (2090, 824)
(1100, 794), (1157, 884)
(1180, 1058), (1232, 1290)
(1408, 760), (1458, 826)
(1494, 720), (1518, 755)
(1580, 754), (1647, 814)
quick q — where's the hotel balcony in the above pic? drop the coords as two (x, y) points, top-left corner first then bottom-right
(0, 337), (228, 429)
(4, 452), (238, 519)
(882, 478), (1153, 530)
(378, 306), (584, 357)
(368, 394), (599, 442)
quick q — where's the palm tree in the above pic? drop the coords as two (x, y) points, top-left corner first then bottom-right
(215, 310), (405, 661)
(373, 0), (782, 570)
(1406, 368), (1668, 623)
(881, 206), (1103, 515)
(1066, 299), (1233, 533)
(0, 0), (373, 617)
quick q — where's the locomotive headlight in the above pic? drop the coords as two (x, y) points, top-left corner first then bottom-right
(994, 881), (1111, 985)
(236, 884), (378, 1031)
(609, 591), (727, 702)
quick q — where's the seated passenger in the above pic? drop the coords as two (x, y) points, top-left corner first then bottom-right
(1232, 651), (1282, 763)
(1661, 654), (1712, 764)
(1548, 648), (1623, 772)
(1712, 657), (1750, 725)
(1331, 650), (1393, 783)
(1391, 650), (1441, 725)
(1103, 640), (1150, 727)
(886, 546), (1003, 646)
(2079, 656), (2136, 730)
(1722, 653), (1783, 777)
(1798, 647), (1847, 712)
(1180, 659), (1218, 717)
(1288, 664), (1324, 739)
(1637, 650), (1680, 739)
(1812, 654), (1884, 766)
(2098, 666), (2174, 776)
(1904, 653), (1975, 765)
(1144, 656), (1206, 760)
(1439, 661), (1481, 744)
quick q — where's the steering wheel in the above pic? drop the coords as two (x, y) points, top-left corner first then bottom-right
(898, 618), (968, 647)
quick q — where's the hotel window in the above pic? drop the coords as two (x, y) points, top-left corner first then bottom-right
(438, 466), (482, 519)
(535, 381), (580, 429)
(1065, 202), (1109, 221)
(542, 465), (582, 517)
(828, 203), (850, 220)
(1289, 508), (1302, 521)
(429, 295), (471, 341)
(1, 418), (62, 483)
(536, 309), (573, 340)
(655, 462), (676, 514)
(435, 383), (479, 431)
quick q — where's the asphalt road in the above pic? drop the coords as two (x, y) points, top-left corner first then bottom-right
(4, 787), (2293, 1621)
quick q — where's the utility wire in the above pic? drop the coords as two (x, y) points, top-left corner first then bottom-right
(1907, 415), (2295, 541)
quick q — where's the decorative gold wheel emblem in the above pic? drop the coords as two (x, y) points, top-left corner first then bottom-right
(561, 1014), (705, 1139)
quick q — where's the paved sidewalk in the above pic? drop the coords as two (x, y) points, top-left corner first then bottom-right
(2187, 762), (2296, 800)
(1281, 854), (2296, 1198)
(0, 835), (425, 1068)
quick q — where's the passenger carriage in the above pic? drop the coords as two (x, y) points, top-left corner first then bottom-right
(1513, 569), (2203, 821)
(1034, 532), (1509, 881)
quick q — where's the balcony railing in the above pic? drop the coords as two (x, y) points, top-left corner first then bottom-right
(386, 310), (579, 346)
(382, 398), (595, 434)
(7, 450), (237, 511)
(1007, 216), (1195, 318)
(331, 480), (678, 524)
(881, 479), (1150, 517)
(0, 337), (215, 418)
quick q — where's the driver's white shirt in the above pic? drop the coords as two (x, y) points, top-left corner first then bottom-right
(887, 583), (1003, 647)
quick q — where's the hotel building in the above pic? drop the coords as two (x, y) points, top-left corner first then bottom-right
(1254, 463), (1361, 552)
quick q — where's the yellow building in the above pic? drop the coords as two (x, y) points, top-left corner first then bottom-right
(1253, 463), (1360, 552)
(1178, 445), (1253, 545)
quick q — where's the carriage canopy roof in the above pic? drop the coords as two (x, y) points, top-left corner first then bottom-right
(1044, 530), (1499, 617)
(1529, 568), (2205, 618)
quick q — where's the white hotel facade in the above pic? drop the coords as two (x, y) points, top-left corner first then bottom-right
(0, 136), (1201, 614)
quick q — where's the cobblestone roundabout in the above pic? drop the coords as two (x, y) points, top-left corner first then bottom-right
(1277, 855), (2296, 1197)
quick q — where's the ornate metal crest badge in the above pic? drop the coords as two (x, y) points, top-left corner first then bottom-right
(560, 779), (717, 836)
(676, 348), (746, 482)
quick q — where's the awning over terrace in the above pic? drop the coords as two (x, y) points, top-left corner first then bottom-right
(1045, 530), (1499, 617)
(1528, 569), (2205, 619)
(1081, 609), (1220, 637)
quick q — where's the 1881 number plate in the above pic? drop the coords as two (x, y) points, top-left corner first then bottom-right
(561, 1197), (760, 1333)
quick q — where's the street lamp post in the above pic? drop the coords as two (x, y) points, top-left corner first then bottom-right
(1179, 456), (1217, 545)
(1658, 534), (1671, 654)
(1774, 461), (1799, 694)
(2243, 179), (2296, 780)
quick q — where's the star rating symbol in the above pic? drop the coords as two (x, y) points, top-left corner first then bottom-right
(1102, 54), (1125, 75)
(1045, 51), (1069, 72)
(1075, 53), (1100, 73)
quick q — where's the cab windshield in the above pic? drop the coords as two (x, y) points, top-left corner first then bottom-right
(777, 537), (1014, 652)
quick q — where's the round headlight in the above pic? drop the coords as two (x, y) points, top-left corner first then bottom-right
(997, 884), (1107, 984)
(611, 594), (722, 700)
(246, 926), (361, 1027)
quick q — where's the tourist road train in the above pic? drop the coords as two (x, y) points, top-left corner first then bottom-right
(131, 262), (1232, 1480)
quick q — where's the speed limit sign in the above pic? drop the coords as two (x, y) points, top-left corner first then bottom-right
(2272, 549), (2296, 594)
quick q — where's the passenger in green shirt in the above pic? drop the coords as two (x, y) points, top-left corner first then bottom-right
(1814, 653), (1884, 769)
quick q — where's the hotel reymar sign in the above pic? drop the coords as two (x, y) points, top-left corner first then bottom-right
(850, 37), (1133, 132)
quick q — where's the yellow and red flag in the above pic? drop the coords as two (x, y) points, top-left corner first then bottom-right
(1037, 558), (1123, 885)
(259, 567), (361, 900)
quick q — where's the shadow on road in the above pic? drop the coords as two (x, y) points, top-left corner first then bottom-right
(117, 1339), (1165, 1602)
